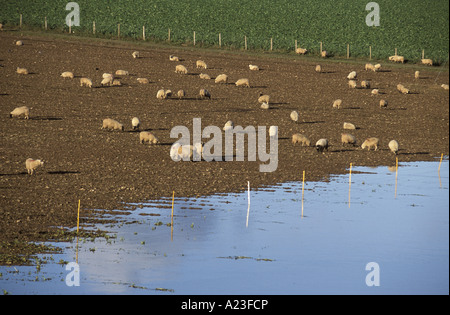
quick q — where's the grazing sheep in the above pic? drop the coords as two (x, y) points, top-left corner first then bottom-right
(389, 55), (405, 63)
(115, 70), (129, 76)
(374, 64), (382, 71)
(441, 84), (449, 90)
(214, 74), (228, 84)
(258, 93), (270, 104)
(361, 80), (371, 89)
(61, 71), (74, 79)
(343, 122), (356, 130)
(365, 63), (375, 71)
(199, 73), (211, 80)
(415, 71), (420, 79)
(177, 89), (186, 99)
(249, 64), (260, 71)
(196, 60), (207, 69)
(137, 78), (149, 84)
(102, 73), (114, 79)
(132, 51), (140, 59)
(269, 126), (278, 139)
(388, 140), (399, 155)
(235, 78), (250, 87)
(397, 84), (410, 94)
(290, 111), (299, 123)
(139, 131), (159, 144)
(112, 79), (122, 86)
(10, 106), (29, 119)
(16, 67), (28, 75)
(169, 55), (180, 61)
(371, 89), (379, 96)
(361, 137), (379, 151)
(295, 47), (308, 55)
(15, 40), (23, 46)
(332, 99), (342, 109)
(25, 158), (44, 175)
(421, 59), (433, 66)
(102, 118), (124, 131)
(315, 65), (322, 73)
(341, 133), (357, 146)
(348, 80), (357, 89)
(165, 89), (172, 97)
(379, 99), (388, 108)
(347, 71), (357, 80)
(223, 120), (234, 132)
(199, 88), (211, 99)
(315, 139), (329, 153)
(175, 64), (188, 74)
(131, 117), (140, 131)
(292, 134), (311, 146)
(80, 77), (93, 88)
(101, 76), (113, 86)
(156, 89), (167, 100)
(170, 143), (182, 161)
(260, 102), (270, 110)
(173, 144), (202, 161)
(321, 50), (328, 58)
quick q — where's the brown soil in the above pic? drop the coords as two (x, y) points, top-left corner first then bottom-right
(0, 31), (448, 265)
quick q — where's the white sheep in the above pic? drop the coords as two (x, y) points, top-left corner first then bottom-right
(321, 50), (328, 58)
(16, 67), (28, 75)
(175, 64), (188, 74)
(101, 76), (113, 86)
(258, 93), (270, 104)
(348, 80), (357, 89)
(80, 77), (93, 88)
(379, 99), (388, 108)
(316, 139), (329, 152)
(315, 65), (322, 73)
(290, 111), (299, 123)
(139, 131), (159, 144)
(249, 64), (260, 71)
(341, 133), (357, 146)
(389, 55), (405, 63)
(347, 71), (357, 80)
(132, 51), (140, 59)
(415, 71), (420, 79)
(361, 80), (371, 89)
(157, 89), (167, 100)
(196, 60), (207, 69)
(292, 134), (310, 146)
(332, 99), (342, 109)
(61, 71), (74, 79)
(260, 102), (270, 110)
(112, 79), (122, 86)
(421, 59), (433, 66)
(441, 84), (449, 90)
(365, 63), (375, 71)
(199, 88), (211, 99)
(235, 78), (250, 87)
(215, 74), (228, 84)
(102, 118), (124, 131)
(223, 121), (234, 132)
(165, 89), (172, 97)
(361, 137), (379, 151)
(132, 117), (140, 131)
(397, 84), (410, 94)
(388, 140), (399, 155)
(25, 158), (44, 175)
(10, 106), (29, 119)
(177, 89), (186, 99)
(137, 78), (149, 84)
(15, 40), (23, 46)
(115, 70), (129, 76)
(269, 126), (278, 139)
(343, 122), (356, 130)
(295, 47), (308, 55)
(371, 89), (379, 96)
(169, 55), (180, 61)
(199, 73), (211, 80)
(102, 73), (114, 79)
(374, 64), (382, 72)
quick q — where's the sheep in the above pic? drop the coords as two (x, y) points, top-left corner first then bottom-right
(199, 73), (211, 80)
(371, 89), (379, 96)
(223, 121), (234, 132)
(165, 89), (172, 97)
(112, 79), (122, 86)
(0, 23), (3, 31)
(214, 74), (228, 84)
(441, 84), (449, 90)
(80, 77), (92, 88)
(131, 117), (140, 131)
(139, 131), (159, 144)
(199, 88), (211, 99)
(258, 93), (270, 104)
(332, 99), (342, 109)
(365, 63), (375, 71)
(321, 50), (328, 58)
(260, 102), (270, 110)
(388, 140), (399, 155)
(169, 55), (180, 61)
(15, 40), (23, 46)
(235, 78), (250, 87)
(341, 133), (357, 146)
(102, 118), (124, 131)
(269, 126), (278, 139)
(170, 143), (182, 161)
(115, 70), (129, 76)
(16, 67), (28, 75)
(10, 106), (29, 119)
(379, 99), (388, 108)
(132, 51), (140, 59)
(196, 60), (207, 69)
(421, 59), (433, 66)
(361, 137), (379, 151)
(315, 65), (322, 73)
(361, 80), (371, 89)
(292, 134), (311, 146)
(389, 55), (405, 63)
(175, 64), (188, 74)
(137, 78), (149, 84)
(397, 84), (410, 94)
(156, 89), (167, 100)
(172, 144), (202, 161)
(25, 158), (44, 175)
(249, 64), (260, 71)
(101, 76), (113, 86)
(315, 139), (329, 153)
(374, 64), (382, 72)
(347, 71), (357, 80)
(343, 122), (356, 130)
(348, 80), (357, 89)
(295, 47), (308, 55)
(290, 111), (299, 123)
(102, 73), (114, 80)
(177, 89), (186, 99)
(61, 71), (74, 79)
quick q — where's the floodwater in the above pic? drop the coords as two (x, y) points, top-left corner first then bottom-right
(1, 160), (448, 295)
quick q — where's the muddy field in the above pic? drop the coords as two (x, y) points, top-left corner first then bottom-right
(0, 32), (448, 264)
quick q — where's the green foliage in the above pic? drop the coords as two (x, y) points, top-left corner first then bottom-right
(1, 0), (448, 61)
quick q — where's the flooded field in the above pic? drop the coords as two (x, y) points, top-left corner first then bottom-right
(1, 160), (448, 295)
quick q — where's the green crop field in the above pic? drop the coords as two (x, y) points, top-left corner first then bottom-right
(1, 0), (448, 62)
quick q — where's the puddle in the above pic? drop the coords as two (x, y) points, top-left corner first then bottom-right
(1, 160), (448, 295)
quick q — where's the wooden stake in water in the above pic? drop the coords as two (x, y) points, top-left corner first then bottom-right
(395, 157), (399, 198)
(246, 181), (250, 227)
(301, 171), (305, 218)
(171, 191), (175, 241)
(438, 153), (444, 172)
(348, 163), (352, 208)
(77, 199), (81, 234)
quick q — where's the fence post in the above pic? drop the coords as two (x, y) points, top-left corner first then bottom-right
(44, 17), (47, 30)
(20, 14), (22, 28)
(168, 28), (171, 41)
(347, 44), (350, 59)
(270, 38), (273, 51)
(244, 35), (247, 50)
(369, 45), (372, 60)
(295, 40), (297, 51)
(219, 33), (221, 47)
(193, 31), (196, 45)
(142, 25), (145, 41)
(118, 24), (120, 38)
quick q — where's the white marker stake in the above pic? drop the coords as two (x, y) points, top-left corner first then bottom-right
(246, 181), (250, 227)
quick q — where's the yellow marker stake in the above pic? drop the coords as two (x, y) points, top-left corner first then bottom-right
(438, 153), (444, 172)
(348, 163), (352, 208)
(171, 191), (175, 241)
(301, 171), (305, 218)
(395, 157), (399, 198)
(77, 199), (80, 234)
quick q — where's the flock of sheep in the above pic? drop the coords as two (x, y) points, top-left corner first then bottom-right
(7, 38), (449, 175)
